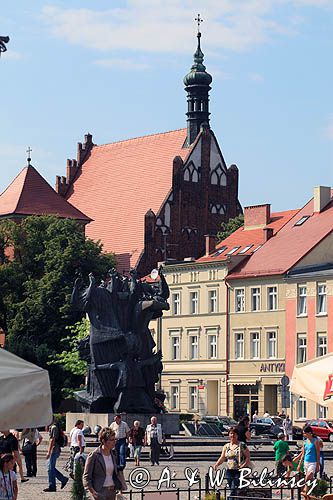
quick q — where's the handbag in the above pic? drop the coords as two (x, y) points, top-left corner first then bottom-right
(22, 440), (34, 455)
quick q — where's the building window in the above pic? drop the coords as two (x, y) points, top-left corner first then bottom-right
(170, 386), (179, 410)
(297, 334), (307, 364)
(297, 397), (307, 419)
(226, 246), (240, 256)
(171, 336), (180, 360)
(184, 162), (199, 182)
(250, 332), (260, 359)
(235, 332), (244, 359)
(235, 289), (245, 312)
(267, 286), (277, 311)
(297, 285), (307, 316)
(189, 335), (198, 359)
(251, 288), (261, 311)
(190, 291), (199, 314)
(208, 335), (217, 359)
(210, 164), (227, 186)
(267, 331), (277, 358)
(172, 292), (180, 315)
(208, 289), (217, 313)
(189, 386), (198, 411)
(317, 405), (328, 419)
(317, 333), (327, 357)
(317, 284), (327, 314)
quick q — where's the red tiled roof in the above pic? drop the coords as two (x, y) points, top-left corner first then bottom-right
(198, 210), (298, 263)
(228, 195), (333, 279)
(66, 129), (190, 268)
(0, 166), (91, 221)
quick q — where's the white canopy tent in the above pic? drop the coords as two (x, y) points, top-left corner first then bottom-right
(0, 348), (53, 429)
(290, 352), (333, 407)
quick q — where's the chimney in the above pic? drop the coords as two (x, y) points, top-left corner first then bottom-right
(244, 204), (270, 229)
(263, 227), (274, 241)
(205, 234), (217, 256)
(314, 186), (331, 213)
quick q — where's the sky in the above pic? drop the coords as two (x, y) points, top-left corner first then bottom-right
(1, 0), (333, 212)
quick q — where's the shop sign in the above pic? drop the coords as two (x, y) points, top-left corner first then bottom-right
(198, 385), (205, 390)
(260, 362), (285, 373)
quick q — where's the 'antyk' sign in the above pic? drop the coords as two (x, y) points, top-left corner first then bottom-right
(323, 374), (333, 401)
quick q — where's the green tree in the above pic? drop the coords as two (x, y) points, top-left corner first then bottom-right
(217, 214), (244, 242)
(0, 215), (116, 406)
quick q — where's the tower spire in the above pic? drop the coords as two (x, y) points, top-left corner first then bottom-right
(183, 15), (212, 146)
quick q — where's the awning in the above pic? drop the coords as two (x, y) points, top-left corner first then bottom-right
(228, 379), (258, 385)
(290, 353), (333, 407)
(0, 348), (53, 429)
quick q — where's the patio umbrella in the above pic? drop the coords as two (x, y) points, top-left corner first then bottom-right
(290, 352), (333, 406)
(0, 348), (53, 429)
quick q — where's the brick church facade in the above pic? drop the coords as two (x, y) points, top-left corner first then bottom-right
(55, 31), (242, 275)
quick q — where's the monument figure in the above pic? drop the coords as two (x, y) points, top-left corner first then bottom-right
(71, 267), (169, 413)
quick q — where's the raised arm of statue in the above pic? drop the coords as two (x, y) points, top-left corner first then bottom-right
(71, 274), (85, 311)
(158, 266), (170, 299)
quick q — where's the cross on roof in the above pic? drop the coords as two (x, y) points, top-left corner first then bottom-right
(195, 14), (203, 33)
(26, 146), (32, 166)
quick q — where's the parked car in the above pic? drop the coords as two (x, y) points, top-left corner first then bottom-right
(201, 415), (238, 431)
(305, 419), (333, 441)
(250, 416), (303, 439)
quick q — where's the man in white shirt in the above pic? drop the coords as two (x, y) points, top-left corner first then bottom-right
(145, 416), (163, 466)
(69, 420), (85, 477)
(110, 415), (130, 470)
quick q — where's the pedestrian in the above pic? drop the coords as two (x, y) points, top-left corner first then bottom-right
(0, 454), (18, 500)
(282, 453), (304, 479)
(0, 430), (29, 483)
(316, 436), (324, 478)
(213, 427), (250, 500)
(83, 428), (126, 500)
(236, 417), (251, 444)
(129, 421), (145, 466)
(145, 416), (163, 466)
(252, 411), (258, 423)
(282, 415), (293, 441)
(273, 432), (289, 476)
(43, 419), (69, 492)
(110, 415), (130, 471)
(263, 410), (270, 418)
(297, 426), (320, 497)
(20, 428), (42, 477)
(69, 420), (85, 477)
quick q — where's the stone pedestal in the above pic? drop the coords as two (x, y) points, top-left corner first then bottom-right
(66, 412), (180, 437)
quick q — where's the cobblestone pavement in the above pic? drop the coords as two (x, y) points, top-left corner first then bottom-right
(19, 437), (333, 500)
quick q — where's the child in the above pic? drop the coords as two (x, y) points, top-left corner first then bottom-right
(273, 432), (290, 476)
(0, 454), (18, 500)
(282, 453), (304, 478)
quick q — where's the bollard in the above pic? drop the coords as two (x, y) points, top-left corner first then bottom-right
(216, 491), (221, 500)
(205, 473), (209, 494)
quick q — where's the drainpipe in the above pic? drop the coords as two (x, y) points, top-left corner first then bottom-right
(225, 279), (231, 415)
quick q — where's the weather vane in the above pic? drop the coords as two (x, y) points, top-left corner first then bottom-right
(195, 14), (203, 33)
(26, 147), (32, 166)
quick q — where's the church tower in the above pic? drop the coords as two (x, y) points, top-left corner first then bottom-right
(184, 18), (212, 146)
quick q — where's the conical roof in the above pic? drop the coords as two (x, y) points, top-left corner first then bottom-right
(0, 165), (91, 221)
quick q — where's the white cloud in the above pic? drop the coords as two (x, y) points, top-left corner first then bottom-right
(325, 117), (333, 140)
(249, 72), (264, 81)
(2, 50), (23, 61)
(94, 58), (149, 70)
(40, 1), (306, 56)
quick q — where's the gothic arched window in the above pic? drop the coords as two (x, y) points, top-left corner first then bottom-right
(210, 164), (227, 186)
(183, 161), (200, 183)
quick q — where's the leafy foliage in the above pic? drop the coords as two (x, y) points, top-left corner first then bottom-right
(71, 459), (87, 500)
(217, 214), (244, 242)
(48, 319), (89, 380)
(0, 216), (116, 407)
